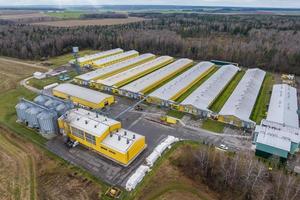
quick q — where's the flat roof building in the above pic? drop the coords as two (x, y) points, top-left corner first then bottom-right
(180, 65), (239, 117)
(58, 108), (146, 166)
(74, 53), (156, 86)
(147, 61), (215, 107)
(218, 68), (266, 128)
(95, 56), (174, 91)
(266, 84), (299, 128)
(92, 50), (139, 68)
(254, 120), (300, 158)
(52, 83), (114, 109)
(119, 58), (193, 99)
(70, 48), (124, 66)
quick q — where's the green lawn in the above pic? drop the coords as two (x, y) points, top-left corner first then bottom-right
(0, 87), (47, 146)
(201, 119), (225, 133)
(209, 70), (245, 113)
(28, 71), (77, 90)
(250, 73), (274, 124)
(46, 11), (85, 19)
(47, 49), (99, 68)
(166, 109), (185, 119)
(175, 67), (219, 103)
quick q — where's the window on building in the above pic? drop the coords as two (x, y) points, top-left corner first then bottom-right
(85, 133), (96, 145)
(71, 127), (84, 139)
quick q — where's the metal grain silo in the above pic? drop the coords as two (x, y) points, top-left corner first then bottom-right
(34, 95), (48, 105)
(25, 107), (43, 128)
(37, 111), (56, 134)
(15, 102), (31, 122)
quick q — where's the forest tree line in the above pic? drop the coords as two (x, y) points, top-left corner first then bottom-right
(0, 13), (300, 74)
(175, 145), (300, 200)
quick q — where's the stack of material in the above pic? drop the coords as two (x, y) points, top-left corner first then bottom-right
(125, 165), (150, 191)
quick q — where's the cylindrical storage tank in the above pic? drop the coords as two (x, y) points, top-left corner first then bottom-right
(37, 112), (56, 134)
(56, 104), (66, 115)
(25, 107), (43, 128)
(15, 102), (31, 122)
(34, 95), (48, 105)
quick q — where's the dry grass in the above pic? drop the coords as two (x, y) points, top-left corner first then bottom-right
(0, 13), (49, 20)
(0, 125), (102, 200)
(0, 58), (47, 93)
(135, 144), (218, 200)
(30, 17), (145, 27)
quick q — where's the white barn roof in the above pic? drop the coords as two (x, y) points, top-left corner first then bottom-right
(255, 119), (300, 152)
(149, 61), (215, 101)
(65, 108), (120, 137)
(181, 65), (239, 111)
(266, 84), (299, 128)
(219, 68), (266, 123)
(93, 50), (138, 66)
(77, 48), (123, 63)
(53, 83), (112, 104)
(120, 58), (193, 94)
(101, 128), (144, 153)
(76, 53), (155, 82)
(98, 56), (173, 87)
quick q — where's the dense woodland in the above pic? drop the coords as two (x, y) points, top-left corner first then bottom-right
(0, 13), (300, 74)
(175, 146), (300, 200)
(80, 12), (128, 19)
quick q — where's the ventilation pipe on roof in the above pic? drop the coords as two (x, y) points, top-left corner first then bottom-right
(127, 139), (130, 144)
(85, 120), (88, 124)
(133, 134), (135, 139)
(110, 133), (112, 137)
(124, 131), (127, 135)
(94, 125), (97, 128)
(118, 135), (121, 141)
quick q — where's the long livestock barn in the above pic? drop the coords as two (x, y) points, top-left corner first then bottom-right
(147, 61), (215, 107)
(119, 58), (193, 99)
(95, 56), (174, 92)
(218, 68), (266, 128)
(70, 48), (124, 67)
(253, 84), (300, 158)
(74, 53), (156, 86)
(58, 108), (146, 166)
(266, 84), (299, 128)
(52, 83), (114, 109)
(92, 50), (139, 68)
(180, 65), (240, 117)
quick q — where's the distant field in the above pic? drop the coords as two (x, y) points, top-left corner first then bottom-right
(30, 17), (145, 27)
(46, 11), (85, 19)
(0, 12), (48, 20)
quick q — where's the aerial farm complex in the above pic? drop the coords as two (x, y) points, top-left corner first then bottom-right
(15, 47), (300, 192)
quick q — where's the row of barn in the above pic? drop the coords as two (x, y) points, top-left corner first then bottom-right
(72, 48), (267, 129)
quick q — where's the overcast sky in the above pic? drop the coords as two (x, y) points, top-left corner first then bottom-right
(1, 0), (300, 8)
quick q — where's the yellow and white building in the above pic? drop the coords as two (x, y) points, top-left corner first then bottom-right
(52, 83), (114, 109)
(92, 50), (139, 68)
(73, 53), (155, 86)
(119, 58), (193, 99)
(147, 61), (215, 107)
(70, 48), (124, 67)
(95, 56), (174, 92)
(58, 108), (146, 166)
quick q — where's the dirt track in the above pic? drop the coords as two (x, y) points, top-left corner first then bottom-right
(0, 125), (102, 200)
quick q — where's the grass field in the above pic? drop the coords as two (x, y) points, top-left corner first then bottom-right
(209, 70), (245, 113)
(175, 67), (219, 103)
(126, 141), (217, 200)
(46, 11), (85, 19)
(201, 119), (225, 133)
(0, 57), (106, 199)
(166, 109), (185, 119)
(250, 73), (274, 124)
(31, 17), (145, 27)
